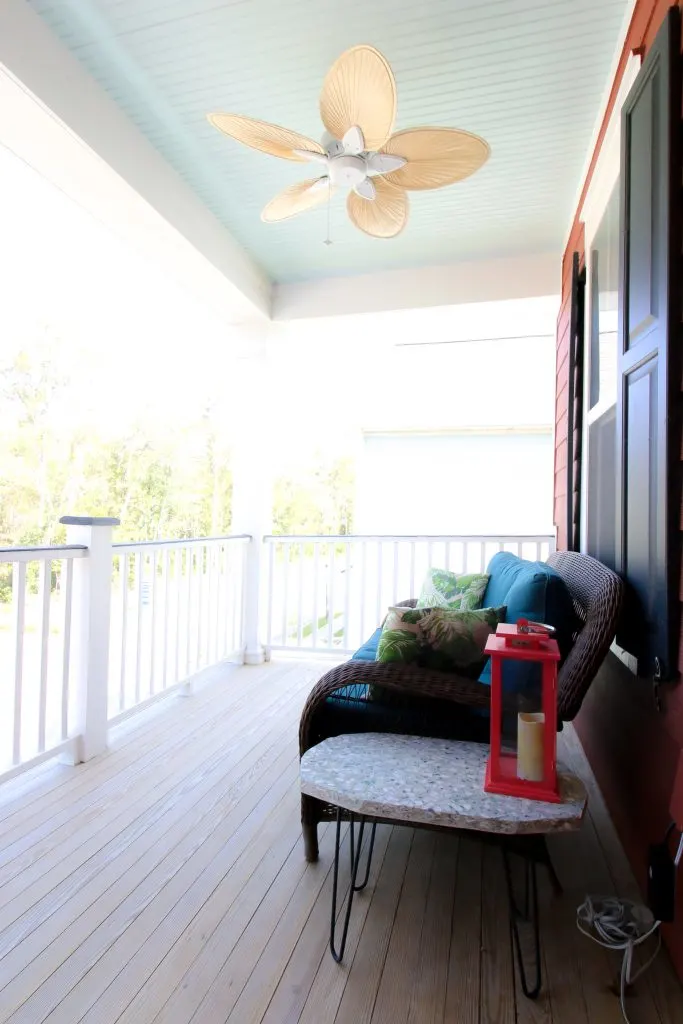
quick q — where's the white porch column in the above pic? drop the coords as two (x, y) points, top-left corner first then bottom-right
(60, 514), (119, 761)
(230, 329), (273, 665)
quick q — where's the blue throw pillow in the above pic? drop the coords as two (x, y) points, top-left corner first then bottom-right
(478, 552), (578, 694)
(352, 626), (383, 661)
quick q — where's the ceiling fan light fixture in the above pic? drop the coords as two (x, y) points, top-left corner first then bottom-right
(328, 154), (368, 188)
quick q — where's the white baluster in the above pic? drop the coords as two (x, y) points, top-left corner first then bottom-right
(174, 549), (182, 683)
(135, 551), (144, 705)
(359, 541), (367, 644)
(37, 559), (51, 753)
(162, 549), (170, 688)
(296, 542), (304, 648)
(327, 543), (336, 649)
(375, 542), (383, 626)
(232, 544), (241, 656)
(266, 540), (275, 652)
(392, 542), (399, 605)
(196, 546), (205, 671)
(12, 561), (26, 766)
(312, 542), (320, 649)
(343, 542), (351, 651)
(185, 548), (193, 677)
(212, 546), (221, 663)
(150, 550), (158, 694)
(119, 554), (128, 712)
(60, 558), (73, 742)
(281, 541), (290, 647)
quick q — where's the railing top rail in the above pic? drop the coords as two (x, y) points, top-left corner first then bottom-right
(113, 533), (251, 553)
(0, 544), (88, 563)
(263, 533), (555, 543)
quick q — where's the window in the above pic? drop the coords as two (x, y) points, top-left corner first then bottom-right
(588, 184), (620, 413)
(578, 54), (642, 568)
(584, 182), (619, 569)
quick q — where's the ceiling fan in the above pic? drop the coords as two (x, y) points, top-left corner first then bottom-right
(208, 45), (489, 240)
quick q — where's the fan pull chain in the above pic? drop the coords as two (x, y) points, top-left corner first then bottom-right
(323, 179), (333, 246)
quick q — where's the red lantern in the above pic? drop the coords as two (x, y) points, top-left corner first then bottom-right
(484, 619), (561, 803)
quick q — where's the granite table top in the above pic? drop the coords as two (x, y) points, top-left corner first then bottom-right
(300, 733), (587, 836)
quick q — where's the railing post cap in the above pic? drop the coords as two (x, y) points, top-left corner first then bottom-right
(60, 516), (121, 527)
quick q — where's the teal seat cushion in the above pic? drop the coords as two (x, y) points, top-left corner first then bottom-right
(478, 552), (578, 692)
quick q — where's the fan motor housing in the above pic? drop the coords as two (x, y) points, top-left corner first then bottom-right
(328, 155), (367, 188)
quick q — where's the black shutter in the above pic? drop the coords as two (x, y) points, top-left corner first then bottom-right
(616, 7), (681, 678)
(566, 253), (585, 552)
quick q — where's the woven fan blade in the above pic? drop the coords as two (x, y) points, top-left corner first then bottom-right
(382, 127), (489, 190)
(347, 177), (407, 238)
(320, 45), (396, 152)
(208, 113), (325, 162)
(261, 178), (332, 222)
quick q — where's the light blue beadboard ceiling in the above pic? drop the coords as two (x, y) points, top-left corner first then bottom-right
(28, 0), (629, 285)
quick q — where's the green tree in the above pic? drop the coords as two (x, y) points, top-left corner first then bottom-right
(272, 455), (355, 535)
(0, 333), (356, 602)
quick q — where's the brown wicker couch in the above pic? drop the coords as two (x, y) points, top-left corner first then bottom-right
(299, 550), (624, 861)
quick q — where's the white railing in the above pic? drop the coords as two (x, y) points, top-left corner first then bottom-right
(0, 544), (87, 779)
(0, 521), (555, 783)
(110, 535), (249, 721)
(0, 519), (250, 784)
(263, 534), (556, 655)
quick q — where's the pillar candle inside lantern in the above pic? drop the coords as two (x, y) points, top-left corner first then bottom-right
(517, 712), (545, 782)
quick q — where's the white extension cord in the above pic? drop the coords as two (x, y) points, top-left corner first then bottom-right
(576, 896), (661, 1023)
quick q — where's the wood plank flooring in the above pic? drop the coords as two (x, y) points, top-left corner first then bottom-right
(0, 658), (681, 1024)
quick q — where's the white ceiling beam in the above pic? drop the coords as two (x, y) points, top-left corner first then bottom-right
(0, 0), (271, 324)
(272, 252), (560, 320)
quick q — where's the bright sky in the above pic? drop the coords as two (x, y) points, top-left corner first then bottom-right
(0, 140), (559, 474)
(0, 143), (239, 438)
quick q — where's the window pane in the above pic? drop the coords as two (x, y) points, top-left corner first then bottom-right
(588, 184), (620, 410)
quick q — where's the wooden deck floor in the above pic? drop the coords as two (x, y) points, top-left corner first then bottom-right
(0, 659), (682, 1024)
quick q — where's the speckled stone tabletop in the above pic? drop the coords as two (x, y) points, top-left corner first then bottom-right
(300, 733), (587, 836)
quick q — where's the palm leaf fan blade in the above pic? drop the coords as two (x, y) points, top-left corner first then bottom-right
(347, 177), (408, 238)
(261, 178), (332, 222)
(207, 113), (325, 162)
(382, 127), (490, 190)
(320, 45), (397, 152)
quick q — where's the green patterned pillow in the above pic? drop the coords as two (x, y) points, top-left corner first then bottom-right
(375, 606), (423, 665)
(376, 604), (505, 677)
(416, 568), (489, 611)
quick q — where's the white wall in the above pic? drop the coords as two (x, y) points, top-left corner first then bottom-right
(356, 431), (554, 536)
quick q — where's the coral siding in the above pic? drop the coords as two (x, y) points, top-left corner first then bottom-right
(553, 0), (683, 977)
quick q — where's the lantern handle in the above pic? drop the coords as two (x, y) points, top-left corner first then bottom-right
(517, 618), (556, 637)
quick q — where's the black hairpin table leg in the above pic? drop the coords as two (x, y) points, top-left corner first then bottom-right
(539, 837), (563, 897)
(502, 846), (542, 999)
(330, 809), (377, 963)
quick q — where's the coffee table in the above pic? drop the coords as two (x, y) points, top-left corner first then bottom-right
(300, 732), (587, 998)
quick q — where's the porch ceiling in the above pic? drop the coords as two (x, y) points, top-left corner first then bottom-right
(27, 0), (630, 286)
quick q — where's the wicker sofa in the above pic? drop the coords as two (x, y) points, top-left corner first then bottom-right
(299, 549), (624, 861)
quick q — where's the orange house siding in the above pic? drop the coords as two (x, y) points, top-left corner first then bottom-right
(554, 0), (683, 977)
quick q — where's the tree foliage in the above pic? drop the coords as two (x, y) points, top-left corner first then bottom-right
(272, 455), (355, 536)
(0, 337), (356, 597)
